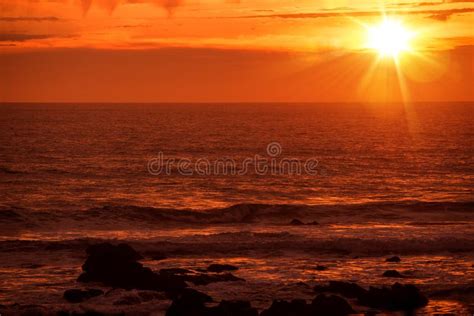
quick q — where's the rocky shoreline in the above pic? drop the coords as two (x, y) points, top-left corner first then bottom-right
(1, 242), (438, 315)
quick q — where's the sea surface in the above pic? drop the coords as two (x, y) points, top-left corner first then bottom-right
(0, 103), (473, 315)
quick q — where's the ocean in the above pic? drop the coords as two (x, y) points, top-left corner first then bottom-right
(0, 102), (473, 315)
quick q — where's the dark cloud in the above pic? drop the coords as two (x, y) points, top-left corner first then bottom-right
(156, 0), (183, 15)
(80, 0), (93, 15)
(77, 0), (184, 16)
(393, 0), (474, 7)
(0, 34), (51, 42)
(0, 33), (76, 42)
(236, 7), (474, 21)
(0, 16), (60, 22)
(426, 7), (474, 19)
(127, 0), (184, 16)
(115, 24), (151, 28)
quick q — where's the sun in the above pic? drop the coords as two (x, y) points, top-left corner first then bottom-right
(367, 18), (414, 58)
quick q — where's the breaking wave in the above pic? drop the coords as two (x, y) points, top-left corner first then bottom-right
(1, 233), (473, 256)
(0, 201), (473, 230)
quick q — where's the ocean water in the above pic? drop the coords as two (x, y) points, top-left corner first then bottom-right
(0, 103), (473, 314)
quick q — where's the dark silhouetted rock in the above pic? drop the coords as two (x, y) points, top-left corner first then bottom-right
(190, 272), (245, 286)
(113, 295), (142, 305)
(314, 281), (367, 298)
(158, 267), (244, 287)
(358, 283), (428, 311)
(315, 265), (328, 271)
(382, 270), (404, 278)
(311, 294), (355, 315)
(209, 300), (258, 316)
(160, 268), (193, 275)
(78, 243), (187, 293)
(207, 263), (239, 273)
(20, 263), (44, 269)
(167, 290), (257, 316)
(290, 219), (304, 226)
(87, 243), (142, 261)
(260, 299), (310, 316)
(431, 286), (474, 297)
(261, 296), (354, 316)
(168, 287), (213, 302)
(63, 289), (104, 303)
(146, 251), (167, 261)
(137, 291), (165, 302)
(57, 311), (106, 316)
(307, 221), (319, 225)
(386, 256), (401, 263)
(166, 288), (212, 316)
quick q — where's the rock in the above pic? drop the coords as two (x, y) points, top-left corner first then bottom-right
(113, 295), (142, 305)
(314, 281), (367, 298)
(289, 219), (318, 226)
(146, 251), (167, 261)
(190, 272), (245, 286)
(311, 294), (355, 315)
(160, 268), (193, 275)
(57, 311), (106, 316)
(158, 267), (244, 286)
(358, 283), (428, 310)
(20, 263), (44, 269)
(167, 291), (257, 316)
(63, 289), (104, 303)
(86, 242), (143, 261)
(78, 243), (187, 293)
(386, 256), (401, 263)
(207, 263), (239, 273)
(167, 287), (213, 302)
(209, 300), (258, 316)
(166, 289), (213, 316)
(430, 286), (474, 298)
(382, 270), (404, 278)
(315, 265), (328, 271)
(63, 289), (103, 303)
(260, 296), (354, 316)
(290, 219), (305, 226)
(260, 299), (309, 316)
(137, 291), (165, 302)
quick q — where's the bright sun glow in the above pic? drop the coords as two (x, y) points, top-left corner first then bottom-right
(367, 18), (414, 58)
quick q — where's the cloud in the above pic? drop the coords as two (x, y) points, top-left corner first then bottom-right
(425, 7), (474, 20)
(80, 0), (93, 15)
(77, 0), (184, 16)
(0, 16), (61, 22)
(393, 0), (474, 7)
(0, 34), (52, 42)
(236, 7), (474, 21)
(0, 33), (76, 42)
(127, 0), (184, 16)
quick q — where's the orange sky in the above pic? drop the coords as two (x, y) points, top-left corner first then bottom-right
(0, 0), (473, 102)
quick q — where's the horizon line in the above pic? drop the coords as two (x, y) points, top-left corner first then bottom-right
(1, 101), (473, 105)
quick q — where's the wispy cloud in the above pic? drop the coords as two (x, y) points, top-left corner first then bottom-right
(236, 7), (474, 21)
(392, 0), (474, 7)
(77, 0), (184, 16)
(0, 16), (61, 22)
(0, 34), (52, 42)
(0, 33), (76, 42)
